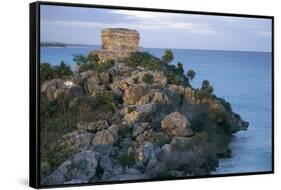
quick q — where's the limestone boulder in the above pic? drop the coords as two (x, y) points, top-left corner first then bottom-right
(59, 131), (94, 152)
(161, 112), (193, 137)
(41, 79), (84, 101)
(122, 103), (156, 123)
(42, 151), (100, 185)
(92, 125), (119, 146)
(123, 84), (148, 105)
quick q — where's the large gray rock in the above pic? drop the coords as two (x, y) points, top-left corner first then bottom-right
(123, 84), (148, 105)
(136, 142), (157, 163)
(144, 158), (168, 178)
(42, 151), (100, 185)
(81, 71), (99, 94)
(92, 125), (119, 146)
(41, 79), (84, 101)
(132, 123), (157, 145)
(161, 112), (193, 137)
(157, 144), (173, 161)
(132, 122), (151, 138)
(42, 170), (66, 185)
(100, 155), (113, 172)
(123, 103), (156, 123)
(59, 131), (94, 152)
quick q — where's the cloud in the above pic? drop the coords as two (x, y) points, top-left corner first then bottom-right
(42, 19), (216, 35)
(41, 9), (218, 36)
(110, 10), (184, 20)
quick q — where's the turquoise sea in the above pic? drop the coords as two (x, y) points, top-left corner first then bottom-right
(41, 46), (273, 174)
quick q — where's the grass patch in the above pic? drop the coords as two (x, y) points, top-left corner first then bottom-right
(117, 152), (135, 168)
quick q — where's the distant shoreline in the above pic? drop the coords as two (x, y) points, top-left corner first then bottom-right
(41, 44), (271, 53)
(40, 42), (67, 47)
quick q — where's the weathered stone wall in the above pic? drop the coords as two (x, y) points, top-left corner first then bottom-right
(90, 28), (140, 63)
(90, 50), (135, 63)
(101, 28), (140, 51)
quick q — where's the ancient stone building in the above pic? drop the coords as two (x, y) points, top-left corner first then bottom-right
(90, 28), (140, 63)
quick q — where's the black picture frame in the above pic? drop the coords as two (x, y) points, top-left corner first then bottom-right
(30, 1), (274, 189)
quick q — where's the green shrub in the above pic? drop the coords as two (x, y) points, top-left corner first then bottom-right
(117, 152), (135, 168)
(40, 62), (73, 84)
(142, 73), (154, 84)
(166, 72), (181, 85)
(125, 50), (192, 87)
(72, 54), (88, 65)
(94, 91), (116, 112)
(78, 59), (114, 73)
(78, 63), (96, 72)
(95, 59), (115, 73)
(125, 51), (162, 71)
(161, 49), (174, 65)
(88, 54), (100, 64)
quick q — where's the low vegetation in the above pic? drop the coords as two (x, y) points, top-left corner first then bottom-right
(40, 62), (73, 84)
(73, 54), (115, 73)
(117, 152), (135, 168)
(94, 91), (116, 113)
(142, 73), (154, 84)
(124, 50), (191, 86)
(124, 51), (162, 71)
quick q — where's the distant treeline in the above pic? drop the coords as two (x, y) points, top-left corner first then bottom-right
(40, 41), (67, 47)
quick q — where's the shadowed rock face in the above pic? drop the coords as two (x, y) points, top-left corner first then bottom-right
(90, 28), (140, 62)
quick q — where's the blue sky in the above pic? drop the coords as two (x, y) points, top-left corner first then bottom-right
(40, 5), (272, 52)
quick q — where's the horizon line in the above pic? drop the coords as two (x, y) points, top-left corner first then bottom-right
(42, 42), (271, 53)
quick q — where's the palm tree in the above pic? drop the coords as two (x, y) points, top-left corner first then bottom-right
(177, 62), (184, 76)
(187, 70), (196, 82)
(201, 80), (210, 90)
(162, 49), (174, 65)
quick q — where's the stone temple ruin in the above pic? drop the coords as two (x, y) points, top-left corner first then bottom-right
(90, 28), (140, 63)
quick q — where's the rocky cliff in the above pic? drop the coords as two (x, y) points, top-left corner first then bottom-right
(40, 29), (249, 185)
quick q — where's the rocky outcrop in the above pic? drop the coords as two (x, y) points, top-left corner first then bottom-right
(161, 112), (194, 137)
(92, 125), (119, 146)
(122, 103), (157, 123)
(41, 28), (249, 185)
(41, 78), (84, 101)
(77, 120), (109, 133)
(123, 84), (149, 105)
(42, 151), (100, 185)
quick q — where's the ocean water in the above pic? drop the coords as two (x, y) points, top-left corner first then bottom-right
(41, 46), (273, 174)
